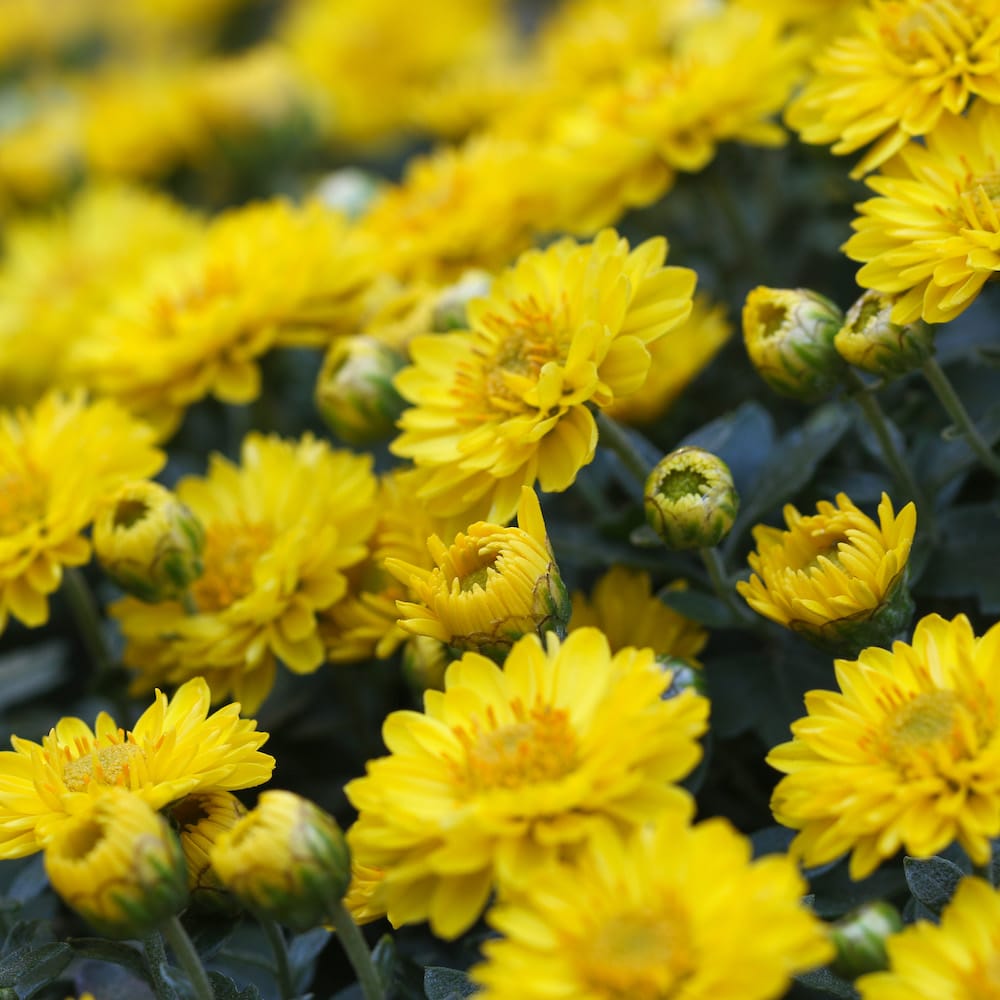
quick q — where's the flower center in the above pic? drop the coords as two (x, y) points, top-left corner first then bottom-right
(152, 264), (238, 335)
(787, 527), (849, 574)
(957, 171), (1000, 234)
(0, 469), (47, 537)
(62, 742), (145, 791)
(456, 703), (578, 793)
(879, 0), (983, 68)
(190, 519), (274, 611)
(882, 690), (964, 771)
(580, 903), (694, 999)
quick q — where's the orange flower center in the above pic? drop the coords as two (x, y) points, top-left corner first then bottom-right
(191, 519), (274, 611)
(0, 468), (47, 537)
(579, 902), (694, 999)
(456, 702), (578, 793)
(62, 742), (145, 791)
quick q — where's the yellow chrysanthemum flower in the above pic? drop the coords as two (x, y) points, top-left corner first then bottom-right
(112, 434), (377, 711)
(768, 613), (1000, 879)
(473, 807), (833, 1000)
(0, 676), (273, 859)
(387, 487), (569, 658)
(843, 102), (1000, 325)
(737, 492), (916, 651)
(603, 294), (731, 425)
(168, 790), (247, 905)
(345, 626), (709, 939)
(0, 183), (201, 404)
(0, 391), (163, 635)
(344, 861), (388, 926)
(78, 198), (375, 436)
(391, 229), (697, 524)
(569, 566), (708, 664)
(857, 877), (1000, 998)
(786, 0), (1000, 177)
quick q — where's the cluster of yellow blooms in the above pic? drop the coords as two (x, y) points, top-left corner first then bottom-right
(5, 0), (1000, 996)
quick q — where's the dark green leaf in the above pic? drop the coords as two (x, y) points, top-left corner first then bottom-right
(809, 858), (908, 919)
(0, 641), (70, 711)
(288, 926), (330, 993)
(704, 654), (771, 739)
(207, 972), (262, 1000)
(658, 588), (739, 629)
(0, 943), (71, 989)
(750, 825), (795, 859)
(67, 939), (147, 980)
(903, 856), (965, 916)
(371, 934), (395, 994)
(424, 966), (479, 999)
(5, 860), (46, 908)
(918, 504), (1000, 612)
(795, 968), (860, 999)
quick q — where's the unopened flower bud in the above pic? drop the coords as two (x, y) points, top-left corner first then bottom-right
(743, 287), (845, 401)
(834, 290), (934, 378)
(93, 480), (204, 602)
(644, 447), (738, 550)
(387, 487), (571, 661)
(401, 635), (451, 693)
(313, 168), (382, 219)
(431, 270), (492, 331)
(169, 791), (247, 911)
(657, 656), (707, 699)
(43, 789), (188, 938)
(829, 901), (902, 979)
(210, 790), (351, 931)
(315, 335), (407, 445)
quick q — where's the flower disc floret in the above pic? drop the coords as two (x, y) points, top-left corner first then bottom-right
(769, 614), (1000, 879)
(345, 626), (709, 939)
(0, 677), (273, 859)
(473, 808), (833, 1000)
(391, 228), (696, 524)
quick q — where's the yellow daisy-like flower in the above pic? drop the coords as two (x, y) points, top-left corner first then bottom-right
(786, 0), (1000, 177)
(843, 102), (1000, 325)
(0, 676), (273, 859)
(569, 566), (708, 664)
(473, 808), (833, 1000)
(0, 391), (163, 635)
(78, 198), (375, 436)
(386, 487), (569, 658)
(768, 613), (1000, 879)
(857, 877), (1000, 998)
(736, 492), (916, 651)
(345, 626), (709, 939)
(112, 434), (377, 711)
(391, 229), (697, 524)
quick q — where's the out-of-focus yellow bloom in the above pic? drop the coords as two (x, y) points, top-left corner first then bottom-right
(737, 492), (915, 652)
(0, 391), (163, 636)
(742, 286), (845, 401)
(343, 861), (387, 926)
(604, 295), (731, 425)
(844, 102), (1000, 325)
(769, 614), (1000, 879)
(0, 183), (202, 404)
(569, 566), (708, 664)
(77, 198), (376, 436)
(392, 229), (696, 524)
(112, 434), (377, 711)
(473, 807), (833, 1000)
(786, 0), (1000, 177)
(93, 480), (204, 602)
(169, 790), (247, 907)
(834, 289), (935, 378)
(44, 789), (188, 938)
(644, 447), (739, 550)
(0, 677), (272, 859)
(346, 627), (709, 939)
(211, 790), (351, 931)
(387, 487), (570, 659)
(857, 878), (1000, 998)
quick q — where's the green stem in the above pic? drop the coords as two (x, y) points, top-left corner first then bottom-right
(595, 410), (650, 487)
(259, 917), (295, 1000)
(327, 899), (385, 1000)
(142, 932), (179, 1000)
(161, 915), (215, 1000)
(921, 357), (1000, 479)
(699, 546), (755, 626)
(844, 371), (927, 510)
(63, 567), (114, 683)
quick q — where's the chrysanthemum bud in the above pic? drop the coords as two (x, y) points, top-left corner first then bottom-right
(657, 656), (707, 699)
(93, 481), (204, 603)
(313, 167), (382, 219)
(386, 487), (572, 661)
(315, 335), (407, 445)
(43, 789), (188, 938)
(210, 790), (351, 931)
(169, 791), (247, 911)
(834, 290), (935, 379)
(644, 447), (739, 550)
(829, 901), (903, 979)
(743, 287), (845, 401)
(431, 270), (493, 331)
